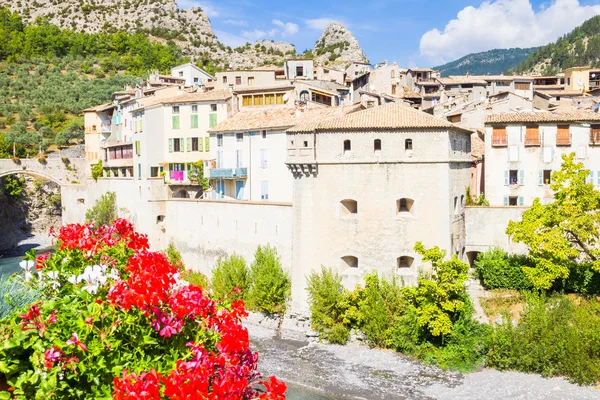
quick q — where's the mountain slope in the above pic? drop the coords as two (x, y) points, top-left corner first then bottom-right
(433, 48), (538, 77)
(515, 15), (600, 75)
(313, 23), (369, 65)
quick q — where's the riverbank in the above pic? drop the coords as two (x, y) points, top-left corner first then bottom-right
(244, 313), (600, 400)
(0, 233), (54, 258)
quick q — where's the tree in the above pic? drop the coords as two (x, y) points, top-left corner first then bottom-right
(402, 242), (469, 338)
(85, 191), (118, 226)
(506, 153), (600, 290)
(187, 160), (209, 190)
(247, 245), (290, 314)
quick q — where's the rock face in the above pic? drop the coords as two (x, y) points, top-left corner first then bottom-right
(313, 23), (369, 65)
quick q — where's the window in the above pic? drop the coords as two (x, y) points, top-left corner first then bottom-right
(173, 138), (181, 152)
(92, 125), (97, 132)
(217, 134), (223, 147)
(190, 114), (198, 129)
(235, 76), (242, 85)
(236, 133), (243, 142)
(296, 65), (304, 77)
(391, 85), (396, 95)
(341, 256), (358, 269)
(303, 140), (308, 147)
(343, 139), (351, 153)
(509, 196), (519, 206)
(454, 196), (458, 214)
(276, 93), (285, 104)
(172, 115), (180, 130)
(261, 180), (269, 200)
(192, 105), (198, 113)
(156, 215), (165, 223)
(492, 126), (507, 146)
(264, 94), (275, 105)
(397, 256), (414, 269)
(262, 130), (267, 139)
(260, 148), (268, 169)
(210, 104), (217, 112)
(577, 145), (587, 159)
(223, 76), (227, 84)
(542, 169), (552, 185)
(591, 124), (600, 145)
(178, 71), (183, 77)
(235, 149), (243, 168)
(396, 198), (414, 214)
(525, 125), (540, 146)
(193, 77), (199, 85)
(192, 137), (199, 151)
(374, 139), (381, 153)
(391, 70), (395, 79)
(557, 125), (570, 145)
(77, 198), (85, 204)
(299, 90), (309, 102)
(150, 167), (159, 177)
(248, 77), (254, 86)
(405, 138), (413, 151)
(340, 199), (358, 217)
(514, 82), (530, 91)
(172, 106), (179, 114)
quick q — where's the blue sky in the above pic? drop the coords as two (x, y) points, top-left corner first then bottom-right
(178, 0), (600, 67)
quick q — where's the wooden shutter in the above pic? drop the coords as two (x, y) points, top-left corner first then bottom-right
(518, 170), (524, 185)
(556, 125), (570, 146)
(205, 137), (210, 152)
(518, 196), (524, 206)
(591, 124), (600, 145)
(199, 137), (204, 152)
(492, 126), (507, 146)
(172, 116), (180, 130)
(168, 138), (173, 153)
(503, 196), (509, 206)
(186, 138), (191, 152)
(504, 170), (509, 185)
(209, 113), (217, 128)
(538, 171), (543, 186)
(525, 125), (540, 146)
(135, 141), (140, 156)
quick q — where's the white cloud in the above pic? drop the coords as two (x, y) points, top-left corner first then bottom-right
(177, 0), (220, 17)
(305, 18), (341, 30)
(241, 29), (278, 41)
(272, 19), (299, 36)
(223, 19), (248, 26)
(214, 30), (247, 48)
(419, 0), (600, 64)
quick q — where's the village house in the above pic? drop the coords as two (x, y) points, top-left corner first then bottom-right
(170, 63), (215, 87)
(479, 75), (534, 100)
(83, 103), (114, 163)
(284, 59), (315, 80)
(563, 66), (600, 92)
(484, 111), (600, 207)
(285, 102), (472, 311)
(367, 61), (407, 96)
(315, 65), (347, 85)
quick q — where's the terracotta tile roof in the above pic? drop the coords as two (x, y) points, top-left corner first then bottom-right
(485, 110), (600, 124)
(83, 103), (114, 113)
(416, 81), (440, 86)
(209, 105), (362, 133)
(437, 76), (488, 85)
(138, 90), (232, 109)
(289, 102), (473, 133)
(534, 90), (587, 98)
(408, 68), (435, 72)
(298, 80), (349, 93)
(422, 93), (441, 99)
(232, 84), (293, 93)
(471, 132), (485, 158)
(476, 75), (534, 81)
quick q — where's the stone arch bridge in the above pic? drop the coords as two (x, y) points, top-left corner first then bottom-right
(0, 158), (88, 185)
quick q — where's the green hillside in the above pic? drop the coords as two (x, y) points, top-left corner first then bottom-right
(515, 15), (600, 75)
(0, 7), (189, 158)
(434, 48), (538, 77)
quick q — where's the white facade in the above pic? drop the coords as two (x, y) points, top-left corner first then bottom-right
(171, 64), (214, 87)
(484, 121), (600, 207)
(285, 60), (314, 80)
(210, 129), (292, 202)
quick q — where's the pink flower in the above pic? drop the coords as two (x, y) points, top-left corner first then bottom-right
(66, 332), (87, 352)
(43, 346), (62, 369)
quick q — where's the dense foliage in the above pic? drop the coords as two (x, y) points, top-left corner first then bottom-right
(306, 243), (490, 371)
(474, 248), (534, 291)
(0, 220), (286, 399)
(487, 294), (600, 385)
(1, 175), (25, 198)
(434, 47), (537, 76)
(507, 153), (600, 290)
(211, 254), (251, 303)
(85, 191), (118, 227)
(515, 15), (600, 74)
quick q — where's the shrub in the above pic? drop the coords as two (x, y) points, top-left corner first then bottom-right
(165, 242), (184, 271)
(211, 253), (250, 301)
(91, 160), (103, 180)
(474, 248), (533, 290)
(85, 191), (117, 226)
(181, 270), (210, 288)
(0, 220), (286, 398)
(247, 245), (290, 315)
(2, 175), (26, 198)
(486, 294), (600, 385)
(306, 267), (352, 344)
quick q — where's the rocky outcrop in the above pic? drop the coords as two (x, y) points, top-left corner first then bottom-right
(0, 176), (61, 253)
(313, 23), (368, 65)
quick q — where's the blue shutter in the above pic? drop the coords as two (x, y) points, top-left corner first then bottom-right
(518, 196), (524, 206)
(518, 170), (524, 185)
(168, 139), (173, 153)
(587, 171), (593, 184)
(504, 170), (509, 185)
(538, 171), (543, 186)
(503, 196), (509, 206)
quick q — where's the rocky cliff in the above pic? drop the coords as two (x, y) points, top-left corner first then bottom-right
(313, 23), (369, 65)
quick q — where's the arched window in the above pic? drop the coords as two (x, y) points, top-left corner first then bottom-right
(405, 139), (413, 151)
(397, 256), (414, 269)
(396, 198), (414, 214)
(461, 194), (465, 207)
(343, 139), (351, 153)
(77, 198), (85, 204)
(299, 90), (309, 102)
(454, 196), (458, 214)
(341, 256), (358, 269)
(340, 199), (358, 217)
(173, 189), (190, 199)
(374, 139), (381, 153)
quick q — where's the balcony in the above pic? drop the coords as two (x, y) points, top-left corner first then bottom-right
(209, 168), (248, 179)
(100, 124), (112, 133)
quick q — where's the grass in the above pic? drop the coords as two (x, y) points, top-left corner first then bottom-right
(480, 290), (524, 323)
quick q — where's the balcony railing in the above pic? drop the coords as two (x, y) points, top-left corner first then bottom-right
(209, 168), (248, 179)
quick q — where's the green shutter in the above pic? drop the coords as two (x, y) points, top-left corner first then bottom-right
(168, 138), (173, 153)
(191, 114), (198, 129)
(504, 170), (508, 185)
(172, 116), (180, 130)
(137, 164), (141, 178)
(209, 113), (217, 128)
(199, 136), (204, 152)
(518, 170), (524, 185)
(135, 141), (140, 156)
(518, 196), (524, 206)
(186, 138), (191, 152)
(205, 137), (210, 152)
(503, 196), (508, 206)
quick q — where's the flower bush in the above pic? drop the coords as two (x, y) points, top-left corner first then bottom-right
(0, 219), (286, 399)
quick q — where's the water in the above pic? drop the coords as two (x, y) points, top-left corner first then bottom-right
(0, 255), (24, 279)
(286, 386), (339, 399)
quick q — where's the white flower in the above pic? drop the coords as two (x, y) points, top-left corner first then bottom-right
(47, 271), (59, 280)
(82, 283), (99, 294)
(37, 271), (43, 281)
(19, 260), (35, 281)
(107, 268), (120, 280)
(67, 275), (78, 285)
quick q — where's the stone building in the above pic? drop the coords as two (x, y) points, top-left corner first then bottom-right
(484, 111), (600, 207)
(285, 102), (473, 312)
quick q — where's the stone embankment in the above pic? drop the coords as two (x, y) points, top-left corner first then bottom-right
(244, 312), (600, 400)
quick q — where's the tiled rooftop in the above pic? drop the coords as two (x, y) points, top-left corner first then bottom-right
(438, 76), (488, 85)
(138, 90), (232, 109)
(485, 110), (600, 124)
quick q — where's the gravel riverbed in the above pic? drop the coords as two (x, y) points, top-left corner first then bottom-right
(244, 314), (600, 400)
